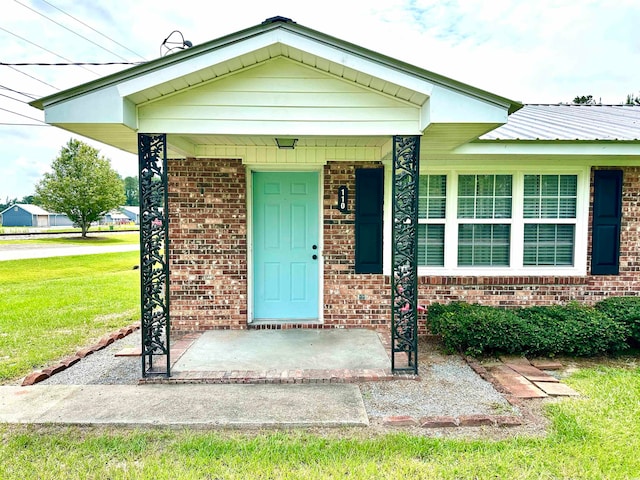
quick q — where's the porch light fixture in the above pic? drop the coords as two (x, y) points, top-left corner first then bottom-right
(275, 138), (298, 149)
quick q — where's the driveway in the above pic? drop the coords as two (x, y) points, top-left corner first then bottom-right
(0, 243), (139, 261)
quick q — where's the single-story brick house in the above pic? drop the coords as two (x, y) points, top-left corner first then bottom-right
(30, 17), (640, 375)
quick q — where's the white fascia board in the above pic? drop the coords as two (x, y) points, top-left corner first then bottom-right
(44, 86), (135, 129)
(276, 30), (435, 98)
(454, 142), (640, 156)
(117, 31), (283, 98)
(421, 85), (508, 130)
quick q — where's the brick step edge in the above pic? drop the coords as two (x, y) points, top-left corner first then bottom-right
(21, 323), (141, 386)
(383, 414), (523, 428)
(138, 369), (416, 385)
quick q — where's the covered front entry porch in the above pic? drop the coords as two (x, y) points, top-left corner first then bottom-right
(141, 328), (397, 384)
(31, 16), (517, 381)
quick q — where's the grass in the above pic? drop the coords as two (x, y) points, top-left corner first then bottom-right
(0, 252), (140, 381)
(0, 232), (139, 246)
(0, 364), (638, 478)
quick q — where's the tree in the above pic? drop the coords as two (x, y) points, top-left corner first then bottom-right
(625, 93), (640, 105)
(35, 139), (125, 237)
(123, 176), (139, 206)
(573, 95), (596, 105)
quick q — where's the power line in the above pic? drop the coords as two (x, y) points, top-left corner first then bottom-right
(0, 106), (46, 123)
(0, 122), (50, 127)
(0, 25), (100, 76)
(6, 65), (58, 90)
(0, 85), (38, 99)
(13, 0), (133, 62)
(39, 0), (147, 61)
(0, 92), (30, 104)
(1, 61), (143, 66)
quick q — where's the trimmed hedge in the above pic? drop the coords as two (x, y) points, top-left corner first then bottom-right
(595, 296), (640, 346)
(427, 301), (629, 357)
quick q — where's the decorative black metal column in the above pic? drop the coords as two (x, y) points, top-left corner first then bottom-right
(391, 135), (420, 374)
(138, 133), (170, 377)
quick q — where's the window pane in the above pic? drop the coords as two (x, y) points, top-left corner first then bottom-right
(458, 224), (510, 266)
(419, 175), (446, 219)
(523, 198), (540, 218)
(495, 175), (512, 196)
(541, 175), (559, 195)
(524, 224), (575, 266)
(524, 174), (577, 219)
(457, 198), (475, 218)
(458, 175), (475, 196)
(541, 197), (559, 217)
(559, 175), (577, 196)
(559, 198), (576, 218)
(457, 174), (512, 219)
(427, 198), (445, 218)
(476, 175), (494, 196)
(418, 224), (445, 266)
(524, 175), (540, 196)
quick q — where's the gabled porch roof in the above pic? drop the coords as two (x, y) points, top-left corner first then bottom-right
(30, 16), (521, 160)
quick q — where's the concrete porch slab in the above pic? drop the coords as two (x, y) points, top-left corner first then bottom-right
(172, 329), (390, 373)
(0, 384), (369, 428)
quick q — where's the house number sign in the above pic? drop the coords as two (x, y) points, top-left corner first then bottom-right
(338, 186), (349, 213)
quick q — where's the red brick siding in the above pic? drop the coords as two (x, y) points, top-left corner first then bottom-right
(167, 158), (247, 332)
(415, 167), (640, 330)
(166, 161), (640, 334)
(322, 162), (389, 330)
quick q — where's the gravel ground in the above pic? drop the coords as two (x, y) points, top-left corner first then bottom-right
(39, 331), (141, 385)
(39, 333), (516, 419)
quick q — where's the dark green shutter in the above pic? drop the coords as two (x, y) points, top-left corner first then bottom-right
(355, 168), (384, 273)
(591, 170), (623, 275)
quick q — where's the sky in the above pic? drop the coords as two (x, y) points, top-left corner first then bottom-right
(1, 0), (639, 201)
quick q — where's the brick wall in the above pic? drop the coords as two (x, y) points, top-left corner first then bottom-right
(415, 167), (640, 326)
(166, 161), (640, 334)
(167, 158), (247, 332)
(322, 162), (389, 330)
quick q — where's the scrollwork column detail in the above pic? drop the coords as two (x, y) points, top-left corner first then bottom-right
(138, 133), (170, 377)
(391, 135), (420, 374)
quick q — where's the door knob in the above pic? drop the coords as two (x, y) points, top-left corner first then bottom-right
(312, 245), (317, 250)
(312, 254), (318, 260)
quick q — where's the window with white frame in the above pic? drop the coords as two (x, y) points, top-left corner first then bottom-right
(416, 170), (584, 274)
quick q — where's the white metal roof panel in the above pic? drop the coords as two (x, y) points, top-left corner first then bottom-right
(481, 104), (640, 141)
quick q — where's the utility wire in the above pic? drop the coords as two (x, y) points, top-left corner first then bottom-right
(6, 65), (58, 90)
(0, 25), (100, 76)
(0, 122), (50, 126)
(0, 106), (46, 123)
(0, 92), (30, 104)
(0, 85), (38, 99)
(39, 0), (147, 61)
(0, 61), (143, 66)
(13, 0), (132, 62)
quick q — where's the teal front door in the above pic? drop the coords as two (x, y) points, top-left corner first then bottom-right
(253, 171), (320, 321)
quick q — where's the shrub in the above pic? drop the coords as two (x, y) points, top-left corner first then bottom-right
(514, 304), (629, 356)
(427, 301), (629, 357)
(595, 296), (640, 346)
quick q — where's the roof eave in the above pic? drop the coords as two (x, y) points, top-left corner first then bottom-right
(31, 18), (521, 114)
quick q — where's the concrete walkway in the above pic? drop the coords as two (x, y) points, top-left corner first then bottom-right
(0, 383), (368, 428)
(0, 244), (138, 261)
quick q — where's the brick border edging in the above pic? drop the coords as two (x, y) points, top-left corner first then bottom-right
(382, 414), (523, 428)
(21, 323), (141, 386)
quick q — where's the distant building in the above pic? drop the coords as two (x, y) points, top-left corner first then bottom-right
(120, 206), (140, 224)
(0, 204), (73, 228)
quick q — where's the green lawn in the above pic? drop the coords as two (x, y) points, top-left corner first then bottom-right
(0, 364), (638, 478)
(0, 252), (140, 381)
